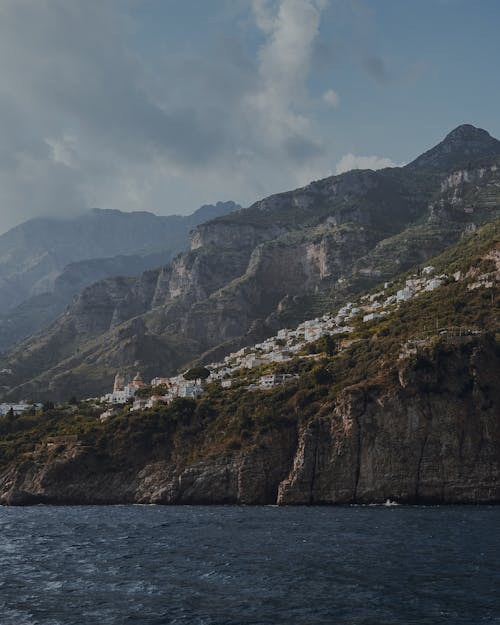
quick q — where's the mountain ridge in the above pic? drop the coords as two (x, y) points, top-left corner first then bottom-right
(1, 125), (500, 401)
(0, 201), (239, 350)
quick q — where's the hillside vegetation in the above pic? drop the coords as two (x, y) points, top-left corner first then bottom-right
(0, 218), (498, 505)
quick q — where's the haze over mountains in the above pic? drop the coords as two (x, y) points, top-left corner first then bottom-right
(1, 124), (499, 401)
(0, 201), (239, 349)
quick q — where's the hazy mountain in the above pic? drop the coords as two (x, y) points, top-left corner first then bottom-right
(1, 125), (499, 401)
(0, 201), (239, 348)
(0, 201), (239, 313)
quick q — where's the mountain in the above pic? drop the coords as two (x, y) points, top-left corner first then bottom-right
(0, 201), (239, 349)
(0, 218), (498, 505)
(408, 124), (500, 171)
(1, 125), (500, 401)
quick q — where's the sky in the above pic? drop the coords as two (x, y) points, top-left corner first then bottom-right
(0, 0), (499, 233)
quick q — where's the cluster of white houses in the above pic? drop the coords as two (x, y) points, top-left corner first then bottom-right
(99, 371), (206, 420)
(2, 261), (491, 422)
(359, 266), (447, 323)
(99, 265), (452, 418)
(0, 401), (42, 417)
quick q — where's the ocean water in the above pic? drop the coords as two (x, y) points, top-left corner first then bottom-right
(0, 505), (498, 625)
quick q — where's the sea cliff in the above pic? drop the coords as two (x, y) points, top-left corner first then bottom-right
(1, 336), (498, 506)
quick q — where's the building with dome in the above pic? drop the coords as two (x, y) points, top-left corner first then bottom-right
(101, 371), (145, 404)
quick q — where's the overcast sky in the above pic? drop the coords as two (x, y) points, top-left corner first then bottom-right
(0, 0), (499, 233)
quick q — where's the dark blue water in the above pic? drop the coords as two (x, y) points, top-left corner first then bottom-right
(0, 506), (498, 625)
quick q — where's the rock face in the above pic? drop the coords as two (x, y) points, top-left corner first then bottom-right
(1, 337), (498, 505)
(279, 348), (500, 504)
(0, 202), (239, 349)
(2, 125), (500, 401)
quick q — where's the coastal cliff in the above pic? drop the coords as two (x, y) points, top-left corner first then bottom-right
(1, 335), (498, 506)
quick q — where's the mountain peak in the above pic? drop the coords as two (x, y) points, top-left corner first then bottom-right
(407, 124), (500, 171)
(443, 123), (492, 142)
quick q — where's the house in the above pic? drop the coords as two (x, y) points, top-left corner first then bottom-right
(304, 327), (327, 342)
(178, 383), (204, 399)
(425, 278), (444, 291)
(132, 398), (148, 411)
(145, 395), (166, 408)
(396, 287), (414, 302)
(244, 355), (270, 369)
(0, 402), (39, 416)
(151, 377), (170, 388)
(101, 371), (146, 404)
(259, 374), (294, 389)
(363, 312), (382, 322)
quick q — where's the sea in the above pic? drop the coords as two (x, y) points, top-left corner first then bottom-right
(0, 505), (498, 625)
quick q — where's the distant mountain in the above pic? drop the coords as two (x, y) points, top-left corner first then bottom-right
(0, 201), (239, 349)
(1, 125), (500, 401)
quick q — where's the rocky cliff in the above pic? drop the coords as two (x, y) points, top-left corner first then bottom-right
(1, 335), (498, 505)
(0, 201), (239, 349)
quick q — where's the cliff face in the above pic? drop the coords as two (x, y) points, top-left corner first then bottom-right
(0, 202), (239, 350)
(279, 342), (500, 504)
(1, 337), (498, 505)
(2, 125), (500, 401)
(0, 203), (237, 313)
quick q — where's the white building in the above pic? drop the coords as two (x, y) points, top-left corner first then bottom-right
(0, 402), (40, 416)
(396, 287), (414, 302)
(363, 312), (382, 322)
(178, 383), (204, 399)
(151, 377), (170, 388)
(425, 278), (444, 291)
(101, 371), (147, 404)
(259, 374), (293, 389)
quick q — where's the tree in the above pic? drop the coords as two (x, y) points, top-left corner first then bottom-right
(184, 366), (210, 380)
(307, 335), (337, 357)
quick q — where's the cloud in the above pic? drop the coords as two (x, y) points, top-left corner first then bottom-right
(335, 153), (398, 174)
(322, 88), (340, 107)
(0, 0), (333, 234)
(246, 0), (327, 162)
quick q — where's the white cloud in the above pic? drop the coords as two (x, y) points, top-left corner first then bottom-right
(322, 88), (340, 107)
(246, 0), (326, 160)
(335, 153), (398, 175)
(0, 0), (333, 233)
